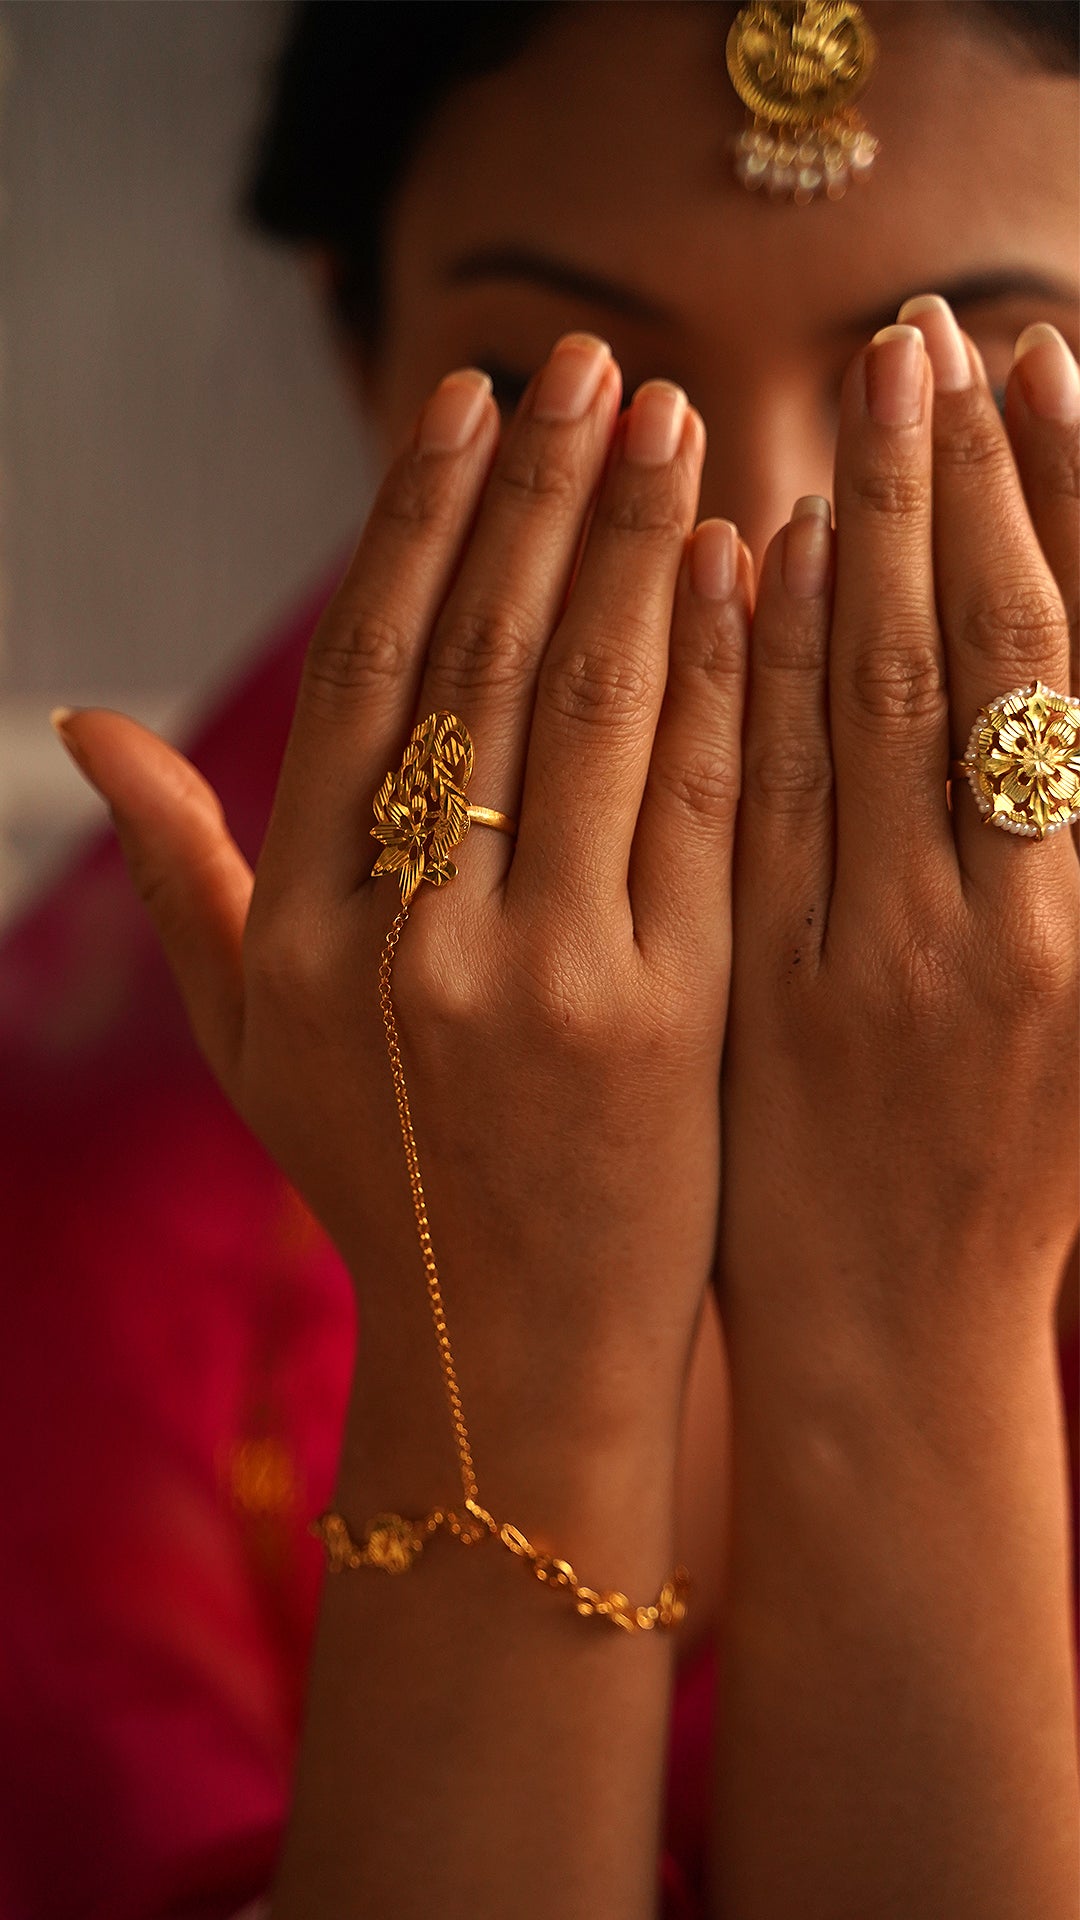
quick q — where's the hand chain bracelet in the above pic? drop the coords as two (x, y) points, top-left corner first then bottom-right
(308, 713), (690, 1634)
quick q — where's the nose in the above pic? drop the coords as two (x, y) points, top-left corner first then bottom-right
(693, 375), (835, 576)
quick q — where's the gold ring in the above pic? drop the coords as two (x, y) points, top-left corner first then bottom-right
(951, 681), (1080, 841)
(370, 711), (518, 905)
(464, 804), (517, 835)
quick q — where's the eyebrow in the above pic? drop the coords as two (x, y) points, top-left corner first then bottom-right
(443, 244), (673, 324)
(443, 245), (1079, 336)
(849, 269), (1080, 337)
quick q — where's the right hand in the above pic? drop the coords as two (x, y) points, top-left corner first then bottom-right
(54, 331), (750, 1479)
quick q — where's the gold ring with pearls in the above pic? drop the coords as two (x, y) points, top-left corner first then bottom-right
(951, 681), (1080, 840)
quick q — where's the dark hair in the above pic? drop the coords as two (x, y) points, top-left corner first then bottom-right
(240, 0), (1079, 354)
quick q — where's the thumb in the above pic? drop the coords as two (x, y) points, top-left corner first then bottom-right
(51, 705), (251, 1092)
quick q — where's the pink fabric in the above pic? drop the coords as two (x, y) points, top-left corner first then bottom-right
(0, 551), (1072, 1920)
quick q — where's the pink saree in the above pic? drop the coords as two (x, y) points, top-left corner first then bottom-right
(0, 550), (1073, 1920)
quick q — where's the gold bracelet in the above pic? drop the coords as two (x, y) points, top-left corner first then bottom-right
(309, 1502), (690, 1634)
(308, 713), (690, 1634)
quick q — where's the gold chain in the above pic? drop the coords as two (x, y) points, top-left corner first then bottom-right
(377, 901), (480, 1507)
(310, 717), (690, 1632)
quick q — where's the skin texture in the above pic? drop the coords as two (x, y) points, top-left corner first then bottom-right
(50, 2), (1078, 1914)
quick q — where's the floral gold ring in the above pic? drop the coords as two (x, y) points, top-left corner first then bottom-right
(951, 681), (1080, 841)
(370, 711), (517, 906)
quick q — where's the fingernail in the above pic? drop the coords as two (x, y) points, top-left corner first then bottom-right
(1011, 323), (1080, 424)
(416, 368), (493, 453)
(624, 379), (688, 467)
(782, 495), (832, 599)
(690, 519), (739, 600)
(896, 294), (971, 393)
(866, 325), (926, 427)
(50, 705), (99, 784)
(532, 332), (612, 423)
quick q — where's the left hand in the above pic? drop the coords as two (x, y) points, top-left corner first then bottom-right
(715, 297), (1078, 1396)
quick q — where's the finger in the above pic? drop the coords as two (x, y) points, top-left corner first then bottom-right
(1003, 323), (1079, 686)
(829, 325), (955, 914)
(512, 384), (705, 913)
(257, 368), (500, 914)
(629, 518), (750, 972)
(410, 334), (621, 892)
(734, 495), (835, 974)
(50, 707), (249, 1091)
(896, 295), (1073, 884)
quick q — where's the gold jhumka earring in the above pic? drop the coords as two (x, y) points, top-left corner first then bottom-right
(727, 0), (880, 203)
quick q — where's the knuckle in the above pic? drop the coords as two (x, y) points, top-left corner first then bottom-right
(494, 435), (581, 512)
(848, 635), (947, 726)
(848, 461), (926, 521)
(1035, 433), (1079, 508)
(394, 938), (474, 1030)
(1000, 898), (1078, 1002)
(245, 918), (320, 1005)
(516, 940), (608, 1049)
(936, 406), (1007, 478)
(676, 605), (747, 682)
(120, 841), (174, 925)
(541, 642), (655, 732)
(746, 736), (833, 811)
(377, 454), (456, 533)
(304, 608), (414, 710)
(754, 614), (825, 676)
(428, 601), (537, 694)
(890, 927), (956, 1031)
(602, 486), (687, 545)
(960, 582), (1068, 673)
(651, 750), (739, 824)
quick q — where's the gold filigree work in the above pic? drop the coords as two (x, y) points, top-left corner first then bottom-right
(370, 711), (475, 905)
(960, 682), (1080, 840)
(727, 0), (875, 124)
(727, 1), (879, 202)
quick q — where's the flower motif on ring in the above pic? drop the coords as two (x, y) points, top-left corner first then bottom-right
(371, 711), (475, 903)
(964, 681), (1080, 840)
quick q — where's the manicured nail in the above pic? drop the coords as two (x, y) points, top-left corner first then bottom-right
(896, 294), (971, 393)
(624, 379), (688, 466)
(690, 519), (739, 600)
(416, 368), (493, 453)
(1011, 323), (1080, 424)
(532, 332), (612, 423)
(782, 495), (832, 599)
(866, 325), (926, 427)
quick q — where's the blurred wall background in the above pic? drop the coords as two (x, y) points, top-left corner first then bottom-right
(0, 0), (373, 929)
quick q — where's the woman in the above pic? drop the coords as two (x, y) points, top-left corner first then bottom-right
(2, 3), (1077, 1915)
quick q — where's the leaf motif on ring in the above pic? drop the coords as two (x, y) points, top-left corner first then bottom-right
(371, 711), (476, 903)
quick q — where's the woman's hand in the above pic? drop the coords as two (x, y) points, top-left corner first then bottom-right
(55, 331), (752, 1491)
(56, 332), (756, 1920)
(717, 297), (1078, 1386)
(707, 299), (1080, 1920)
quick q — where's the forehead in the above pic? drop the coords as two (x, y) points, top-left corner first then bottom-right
(387, 0), (1078, 348)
